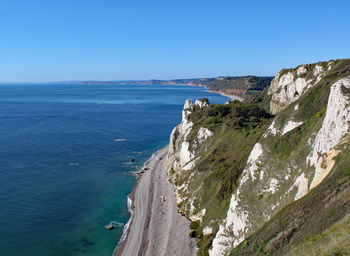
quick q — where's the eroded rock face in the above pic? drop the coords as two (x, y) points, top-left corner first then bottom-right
(165, 99), (194, 174)
(282, 120), (303, 135)
(296, 66), (308, 75)
(268, 72), (309, 114)
(307, 77), (350, 189)
(195, 99), (209, 108)
(164, 99), (212, 219)
(197, 127), (213, 143)
(164, 61), (350, 256)
(210, 74), (350, 256)
(268, 64), (330, 115)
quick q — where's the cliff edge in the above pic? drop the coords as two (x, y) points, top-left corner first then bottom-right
(164, 59), (350, 255)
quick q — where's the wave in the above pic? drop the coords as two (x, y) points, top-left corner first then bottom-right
(132, 150), (147, 154)
(105, 221), (124, 228)
(113, 195), (134, 255)
(120, 196), (134, 242)
(112, 147), (166, 255)
(114, 139), (127, 142)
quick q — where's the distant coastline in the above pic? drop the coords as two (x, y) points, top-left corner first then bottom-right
(69, 75), (272, 101)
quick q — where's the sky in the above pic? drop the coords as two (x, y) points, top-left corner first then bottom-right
(0, 0), (349, 82)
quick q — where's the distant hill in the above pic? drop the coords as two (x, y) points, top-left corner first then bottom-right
(72, 76), (273, 100)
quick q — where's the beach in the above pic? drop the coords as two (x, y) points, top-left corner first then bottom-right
(114, 146), (197, 256)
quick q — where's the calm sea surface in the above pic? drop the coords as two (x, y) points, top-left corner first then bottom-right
(0, 83), (229, 256)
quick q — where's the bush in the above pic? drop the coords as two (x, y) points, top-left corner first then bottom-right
(189, 230), (197, 238)
(190, 220), (201, 230)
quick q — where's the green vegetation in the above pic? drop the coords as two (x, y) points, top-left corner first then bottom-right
(197, 234), (215, 256)
(171, 76), (273, 98)
(198, 97), (209, 103)
(189, 220), (202, 239)
(230, 141), (350, 255)
(296, 59), (350, 122)
(180, 99), (273, 255)
(246, 86), (273, 112)
(207, 76), (273, 98)
(287, 214), (350, 256)
(171, 58), (350, 255)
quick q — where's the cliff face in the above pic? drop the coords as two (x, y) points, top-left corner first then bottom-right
(268, 62), (332, 114)
(164, 59), (350, 255)
(164, 99), (214, 221)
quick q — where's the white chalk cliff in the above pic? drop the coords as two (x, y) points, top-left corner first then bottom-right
(268, 63), (331, 115)
(164, 60), (350, 255)
(210, 66), (350, 255)
(164, 98), (213, 219)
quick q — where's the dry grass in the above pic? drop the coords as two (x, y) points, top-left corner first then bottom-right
(287, 214), (350, 256)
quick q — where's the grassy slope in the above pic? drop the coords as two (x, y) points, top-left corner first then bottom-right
(181, 101), (273, 255)
(230, 143), (350, 256)
(229, 59), (350, 255)
(287, 214), (350, 256)
(206, 76), (273, 97)
(174, 59), (350, 255)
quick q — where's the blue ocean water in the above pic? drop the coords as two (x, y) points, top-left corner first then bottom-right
(0, 83), (229, 256)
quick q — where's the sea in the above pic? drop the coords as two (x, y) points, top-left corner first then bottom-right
(0, 83), (229, 256)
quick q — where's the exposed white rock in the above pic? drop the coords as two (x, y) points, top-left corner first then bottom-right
(190, 208), (206, 222)
(314, 64), (326, 84)
(271, 202), (280, 210)
(203, 226), (213, 235)
(183, 99), (193, 110)
(197, 127), (213, 143)
(295, 77), (307, 93)
(268, 65), (328, 114)
(307, 77), (350, 188)
(297, 66), (308, 75)
(210, 193), (248, 256)
(313, 64), (324, 77)
(181, 99), (193, 129)
(259, 170), (264, 180)
(179, 100), (194, 140)
(294, 173), (309, 200)
(282, 120), (303, 135)
(247, 143), (263, 181)
(210, 140), (267, 255)
(195, 99), (209, 108)
(327, 63), (333, 71)
(269, 74), (309, 114)
(178, 118), (193, 140)
(168, 73), (350, 256)
(267, 119), (278, 135)
(180, 142), (194, 167)
(284, 168), (292, 180)
(182, 158), (197, 171)
(165, 100), (196, 176)
(267, 178), (279, 194)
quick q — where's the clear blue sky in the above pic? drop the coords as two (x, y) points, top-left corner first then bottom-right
(0, 0), (349, 82)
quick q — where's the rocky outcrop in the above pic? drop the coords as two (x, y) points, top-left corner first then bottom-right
(164, 99), (213, 217)
(307, 77), (350, 189)
(195, 98), (210, 108)
(268, 63), (332, 114)
(163, 59), (350, 256)
(197, 127), (213, 144)
(210, 67), (350, 255)
(166, 99), (195, 174)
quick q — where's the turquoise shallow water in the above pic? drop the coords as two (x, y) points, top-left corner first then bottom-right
(0, 83), (229, 256)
